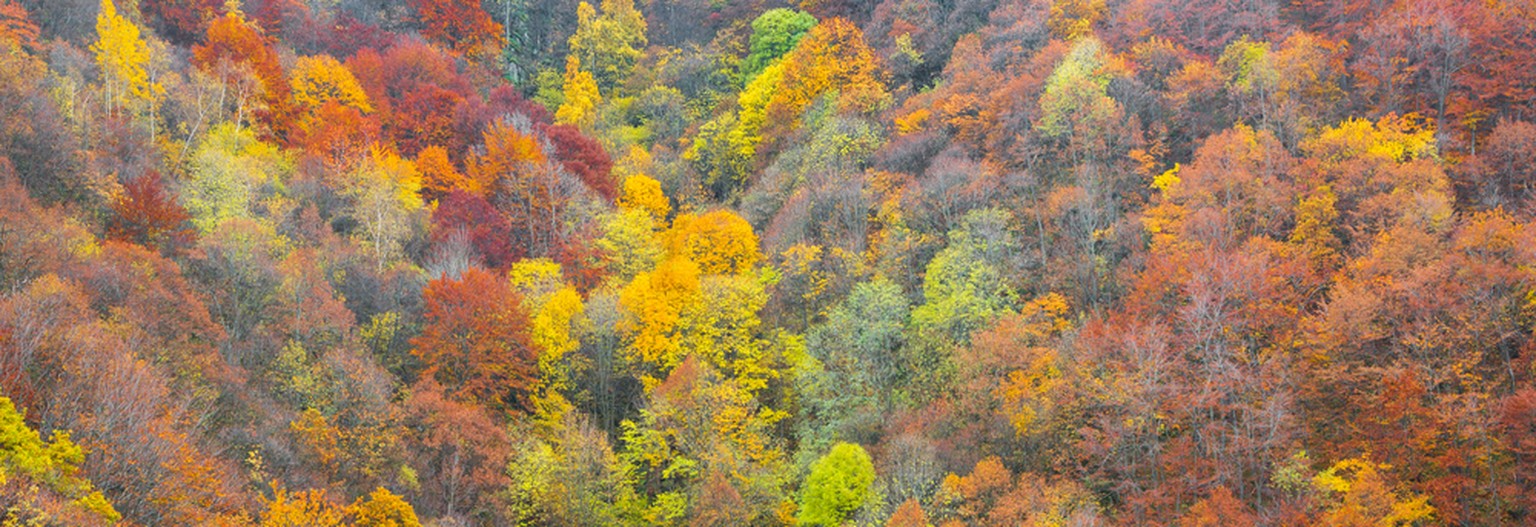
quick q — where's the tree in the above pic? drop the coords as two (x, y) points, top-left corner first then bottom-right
(1178, 487), (1257, 527)
(555, 55), (601, 126)
(664, 210), (761, 275)
(289, 55), (374, 114)
(545, 124), (615, 200)
(345, 145), (424, 270)
(1311, 458), (1435, 526)
(617, 174), (670, 222)
(416, 145), (473, 200)
(0, 396), (122, 524)
(412, 268), (538, 411)
(1037, 36), (1121, 155)
(140, 0), (219, 45)
(767, 17), (888, 127)
(0, 0), (40, 51)
(259, 487), (347, 527)
(182, 122), (292, 232)
(108, 171), (195, 253)
(351, 487), (422, 527)
(430, 189), (516, 270)
(408, 0), (505, 56)
(886, 499), (928, 527)
(566, 0), (647, 92)
(619, 257), (701, 385)
(742, 9), (817, 83)
(93, 0), (163, 120)
(799, 442), (875, 526)
(193, 5), (294, 138)
(1048, 0), (1105, 41)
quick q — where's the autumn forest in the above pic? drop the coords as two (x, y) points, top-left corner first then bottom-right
(1, 0), (1535, 525)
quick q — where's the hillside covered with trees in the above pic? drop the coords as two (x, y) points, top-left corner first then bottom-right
(2, 0), (1536, 525)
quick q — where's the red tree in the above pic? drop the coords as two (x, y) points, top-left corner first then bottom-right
(544, 124), (615, 200)
(107, 171), (194, 254)
(411, 268), (537, 411)
(431, 190), (517, 269)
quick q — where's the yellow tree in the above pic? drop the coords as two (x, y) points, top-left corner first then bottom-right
(507, 259), (587, 427)
(351, 487), (422, 527)
(566, 0), (647, 92)
(347, 145), (424, 270)
(290, 55), (374, 114)
(556, 55), (601, 127)
(616, 174), (669, 223)
(664, 210), (761, 275)
(766, 18), (888, 123)
(93, 0), (162, 121)
(260, 487), (347, 527)
(619, 256), (702, 387)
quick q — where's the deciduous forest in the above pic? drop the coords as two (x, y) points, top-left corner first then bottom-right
(1, 0), (1535, 525)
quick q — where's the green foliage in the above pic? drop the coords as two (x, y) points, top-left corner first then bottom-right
(567, 0), (647, 93)
(742, 9), (817, 84)
(1037, 37), (1119, 141)
(798, 442), (875, 526)
(799, 279), (908, 451)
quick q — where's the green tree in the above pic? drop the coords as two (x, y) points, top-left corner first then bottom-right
(1037, 37), (1120, 150)
(799, 442), (875, 526)
(800, 279), (908, 450)
(567, 0), (646, 93)
(908, 208), (1019, 388)
(742, 9), (816, 83)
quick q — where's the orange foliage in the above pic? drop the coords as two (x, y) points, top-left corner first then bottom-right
(411, 268), (537, 411)
(408, 0), (505, 56)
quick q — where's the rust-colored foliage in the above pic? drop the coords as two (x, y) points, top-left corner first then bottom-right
(141, 0), (220, 45)
(411, 267), (537, 411)
(545, 124), (615, 200)
(193, 8), (297, 139)
(407, 0), (504, 56)
(108, 171), (195, 253)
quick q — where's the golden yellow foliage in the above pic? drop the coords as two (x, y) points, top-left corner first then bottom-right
(260, 487), (346, 527)
(620, 257), (702, 386)
(768, 18), (888, 121)
(93, 0), (162, 116)
(290, 55), (374, 113)
(351, 487), (422, 527)
(665, 210), (761, 275)
(556, 54), (602, 126)
(617, 174), (670, 223)
(1311, 458), (1435, 527)
(1048, 0), (1105, 41)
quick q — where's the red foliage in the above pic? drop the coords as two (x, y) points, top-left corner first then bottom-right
(350, 40), (476, 154)
(392, 83), (464, 157)
(407, 0), (505, 55)
(550, 222), (607, 292)
(431, 190), (517, 269)
(107, 172), (195, 254)
(544, 124), (615, 200)
(323, 14), (398, 59)
(140, 0), (220, 45)
(411, 268), (537, 411)
(402, 377), (512, 519)
(454, 85), (551, 151)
